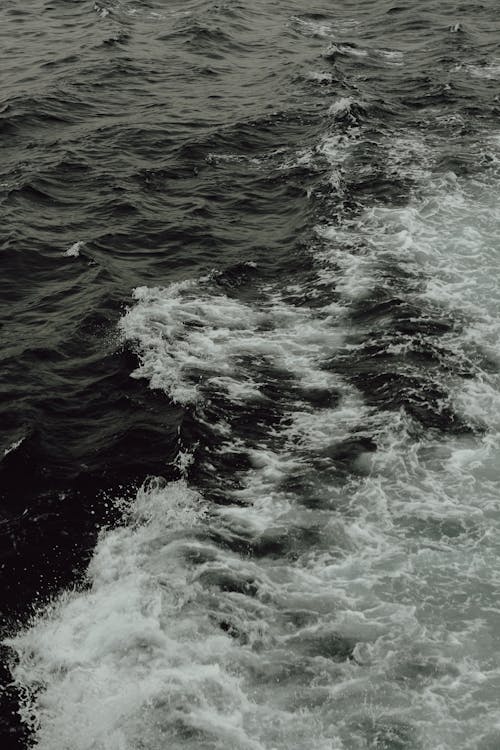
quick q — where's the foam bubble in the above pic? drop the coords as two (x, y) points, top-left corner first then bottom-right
(63, 241), (84, 258)
(307, 71), (334, 83)
(3, 436), (24, 457)
(328, 97), (356, 118)
(120, 281), (345, 406)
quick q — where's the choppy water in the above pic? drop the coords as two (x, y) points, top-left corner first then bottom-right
(2, 1), (500, 748)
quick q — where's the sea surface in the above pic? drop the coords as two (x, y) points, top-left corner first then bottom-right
(2, 1), (500, 748)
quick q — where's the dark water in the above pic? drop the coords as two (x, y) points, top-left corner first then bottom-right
(2, 1), (500, 748)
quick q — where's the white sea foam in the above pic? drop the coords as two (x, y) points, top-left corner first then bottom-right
(314, 131), (500, 324)
(3, 436), (24, 457)
(119, 280), (344, 406)
(328, 97), (356, 118)
(63, 241), (84, 258)
(306, 71), (334, 83)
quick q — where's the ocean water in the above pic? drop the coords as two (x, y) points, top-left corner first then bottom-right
(2, 1), (500, 748)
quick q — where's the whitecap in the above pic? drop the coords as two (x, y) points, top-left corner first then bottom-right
(3, 436), (24, 457)
(63, 241), (84, 258)
(328, 97), (356, 117)
(306, 71), (334, 83)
